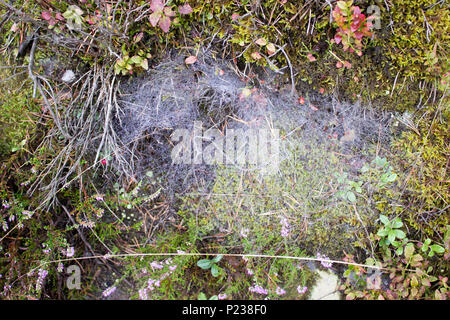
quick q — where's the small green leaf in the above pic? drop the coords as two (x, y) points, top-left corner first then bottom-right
(430, 244), (445, 254)
(392, 218), (403, 229)
(130, 55), (143, 64)
(388, 231), (396, 243)
(347, 191), (356, 202)
(141, 59), (149, 70)
(393, 229), (406, 239)
(379, 215), (389, 225)
(198, 292), (207, 300)
(377, 228), (388, 237)
(404, 243), (414, 260)
(336, 1), (348, 10)
(197, 259), (212, 270)
(211, 255), (223, 263)
(386, 173), (397, 182)
(211, 264), (221, 277)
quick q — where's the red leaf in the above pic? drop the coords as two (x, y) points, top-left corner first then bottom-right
(101, 159), (107, 165)
(336, 61), (343, 68)
(42, 11), (52, 21)
(319, 88), (325, 94)
(149, 11), (161, 27)
(159, 15), (171, 33)
(164, 7), (176, 17)
(298, 96), (305, 105)
(266, 43), (276, 56)
(150, 0), (164, 12)
(352, 6), (361, 16)
(251, 51), (262, 60)
(48, 17), (57, 26)
(354, 31), (364, 40)
(231, 13), (240, 21)
(55, 12), (65, 21)
(307, 53), (316, 62)
(178, 4), (193, 15)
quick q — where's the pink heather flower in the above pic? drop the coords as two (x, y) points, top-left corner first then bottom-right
(42, 244), (51, 254)
(141, 268), (148, 274)
(242, 256), (249, 263)
(276, 287), (286, 295)
(8, 215), (15, 222)
(95, 209), (104, 219)
(35, 268), (48, 292)
(139, 288), (148, 300)
(57, 262), (64, 273)
(160, 272), (169, 280)
(246, 268), (254, 276)
(317, 252), (333, 268)
(169, 265), (177, 272)
(2, 201), (9, 209)
(2, 285), (11, 296)
(147, 279), (155, 290)
(22, 210), (33, 219)
(17, 222), (23, 229)
(150, 261), (163, 270)
(1, 221), (8, 232)
(297, 285), (308, 294)
(218, 293), (227, 300)
(240, 228), (249, 238)
(249, 285), (268, 295)
(65, 247), (75, 257)
(148, 278), (160, 290)
(102, 286), (116, 297)
(164, 258), (173, 265)
(177, 250), (186, 255)
(280, 217), (290, 238)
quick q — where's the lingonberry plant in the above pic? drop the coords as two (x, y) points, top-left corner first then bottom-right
(149, 0), (193, 33)
(331, 1), (375, 56)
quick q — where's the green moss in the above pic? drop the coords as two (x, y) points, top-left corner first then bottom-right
(386, 0), (449, 81)
(180, 138), (375, 258)
(0, 69), (39, 156)
(391, 104), (449, 236)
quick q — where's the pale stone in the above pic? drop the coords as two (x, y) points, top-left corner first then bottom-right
(309, 270), (342, 300)
(61, 70), (76, 83)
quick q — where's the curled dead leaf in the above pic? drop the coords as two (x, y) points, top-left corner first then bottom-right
(185, 55), (197, 65)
